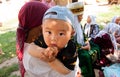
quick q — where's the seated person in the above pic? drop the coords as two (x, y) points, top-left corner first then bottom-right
(84, 15), (100, 39)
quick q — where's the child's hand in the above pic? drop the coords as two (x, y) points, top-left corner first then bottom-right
(44, 47), (58, 62)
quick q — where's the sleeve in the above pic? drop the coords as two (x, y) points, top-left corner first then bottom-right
(56, 40), (77, 70)
(34, 35), (47, 48)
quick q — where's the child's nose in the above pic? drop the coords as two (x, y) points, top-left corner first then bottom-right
(51, 35), (57, 42)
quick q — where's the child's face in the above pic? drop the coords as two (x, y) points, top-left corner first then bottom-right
(42, 19), (74, 49)
(87, 16), (91, 23)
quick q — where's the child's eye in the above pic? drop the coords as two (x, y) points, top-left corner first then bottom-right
(46, 31), (51, 34)
(59, 33), (64, 36)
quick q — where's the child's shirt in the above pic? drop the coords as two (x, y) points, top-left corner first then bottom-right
(23, 35), (77, 77)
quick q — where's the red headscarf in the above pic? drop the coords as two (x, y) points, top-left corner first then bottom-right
(16, 2), (48, 77)
(17, 1), (48, 61)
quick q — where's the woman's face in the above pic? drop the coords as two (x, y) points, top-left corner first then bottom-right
(77, 14), (83, 22)
(42, 19), (74, 49)
(115, 17), (120, 24)
(87, 16), (91, 23)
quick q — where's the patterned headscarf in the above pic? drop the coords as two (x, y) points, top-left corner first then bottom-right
(104, 23), (120, 35)
(89, 15), (96, 24)
(111, 16), (120, 24)
(74, 16), (85, 45)
(84, 15), (97, 37)
(103, 23), (120, 50)
(16, 1), (49, 61)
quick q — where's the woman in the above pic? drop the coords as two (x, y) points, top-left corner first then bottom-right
(94, 23), (120, 77)
(111, 16), (120, 25)
(67, 1), (100, 77)
(16, 1), (49, 77)
(84, 15), (99, 39)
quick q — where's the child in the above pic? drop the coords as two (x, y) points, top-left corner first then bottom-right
(16, 2), (49, 77)
(84, 15), (99, 39)
(23, 6), (77, 77)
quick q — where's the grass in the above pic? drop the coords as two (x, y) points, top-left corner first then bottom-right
(97, 5), (120, 25)
(0, 31), (16, 63)
(0, 63), (19, 77)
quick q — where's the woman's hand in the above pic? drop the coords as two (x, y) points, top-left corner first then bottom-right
(81, 41), (91, 50)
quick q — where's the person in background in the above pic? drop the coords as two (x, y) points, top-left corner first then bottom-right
(26, 0), (42, 2)
(42, 0), (55, 7)
(16, 2), (49, 77)
(103, 23), (120, 62)
(111, 16), (120, 25)
(93, 23), (120, 77)
(84, 15), (100, 39)
(67, 1), (100, 77)
(23, 6), (78, 77)
(54, 0), (72, 6)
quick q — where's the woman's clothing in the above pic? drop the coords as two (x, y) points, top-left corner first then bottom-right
(93, 32), (114, 67)
(78, 39), (100, 77)
(23, 35), (77, 77)
(73, 15), (100, 77)
(23, 49), (76, 77)
(84, 23), (99, 39)
(102, 63), (120, 77)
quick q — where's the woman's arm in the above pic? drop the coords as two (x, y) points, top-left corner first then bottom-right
(27, 43), (46, 58)
(48, 59), (71, 75)
(27, 43), (71, 74)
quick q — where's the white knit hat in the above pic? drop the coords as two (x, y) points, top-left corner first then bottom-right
(66, 1), (84, 15)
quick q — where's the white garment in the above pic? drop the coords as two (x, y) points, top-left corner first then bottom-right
(84, 15), (98, 38)
(89, 15), (96, 24)
(104, 23), (120, 50)
(111, 16), (119, 23)
(74, 16), (85, 46)
(84, 23), (90, 37)
(23, 43), (76, 77)
(102, 63), (120, 77)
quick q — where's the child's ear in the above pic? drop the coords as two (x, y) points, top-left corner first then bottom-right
(71, 30), (75, 36)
